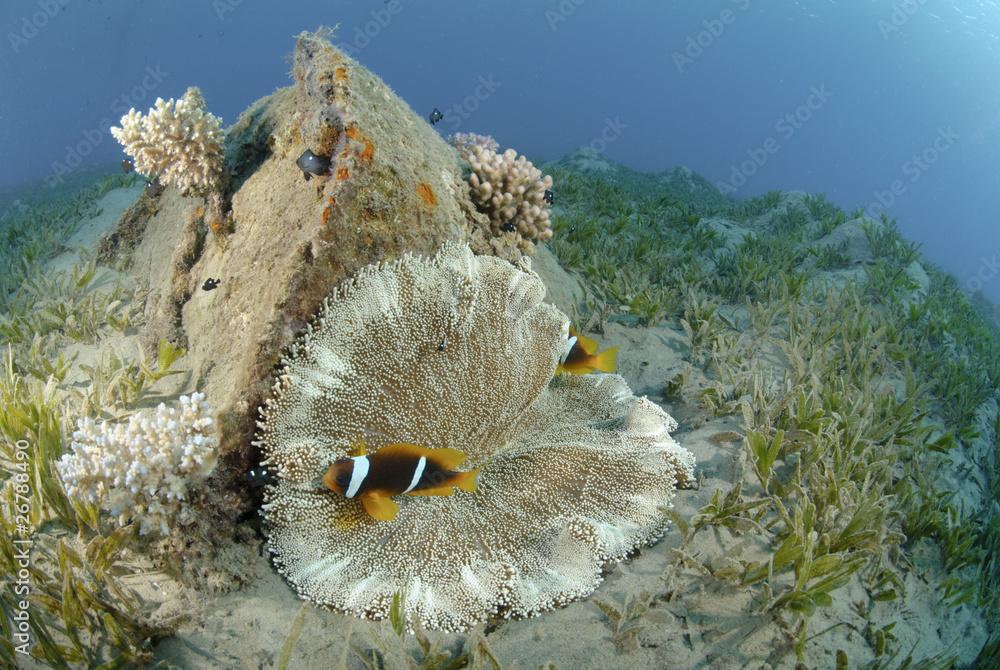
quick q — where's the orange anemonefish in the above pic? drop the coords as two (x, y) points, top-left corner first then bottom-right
(322, 442), (479, 521)
(556, 326), (618, 375)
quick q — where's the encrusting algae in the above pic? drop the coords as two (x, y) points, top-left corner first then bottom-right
(255, 242), (694, 631)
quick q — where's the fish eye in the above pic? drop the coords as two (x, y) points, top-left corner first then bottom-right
(336, 473), (351, 488)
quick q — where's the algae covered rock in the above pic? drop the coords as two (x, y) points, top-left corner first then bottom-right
(813, 217), (875, 264)
(102, 30), (488, 488)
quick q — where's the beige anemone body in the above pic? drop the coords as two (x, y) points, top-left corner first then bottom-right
(257, 242), (694, 631)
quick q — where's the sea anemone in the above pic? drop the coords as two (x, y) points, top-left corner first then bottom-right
(256, 242), (693, 631)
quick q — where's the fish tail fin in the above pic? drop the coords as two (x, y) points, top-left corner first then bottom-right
(452, 468), (479, 493)
(594, 347), (618, 373)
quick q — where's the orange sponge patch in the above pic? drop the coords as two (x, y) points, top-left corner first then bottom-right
(417, 182), (437, 208)
(335, 66), (348, 81)
(321, 195), (336, 226)
(361, 138), (375, 162)
(336, 167), (349, 181)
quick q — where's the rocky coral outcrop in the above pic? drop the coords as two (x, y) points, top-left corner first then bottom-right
(99, 30), (495, 501)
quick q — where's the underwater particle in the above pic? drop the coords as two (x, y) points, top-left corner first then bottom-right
(145, 177), (165, 197)
(323, 442), (479, 521)
(417, 182), (437, 208)
(544, 189), (554, 205)
(557, 326), (618, 375)
(202, 277), (221, 291)
(121, 158), (135, 173)
(256, 242), (694, 631)
(428, 107), (444, 125)
(296, 149), (332, 181)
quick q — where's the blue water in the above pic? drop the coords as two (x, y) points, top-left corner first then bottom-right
(1, 0), (999, 298)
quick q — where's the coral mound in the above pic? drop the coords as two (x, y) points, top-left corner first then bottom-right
(103, 30), (486, 490)
(468, 146), (554, 253)
(111, 87), (224, 195)
(57, 392), (218, 536)
(257, 242), (694, 631)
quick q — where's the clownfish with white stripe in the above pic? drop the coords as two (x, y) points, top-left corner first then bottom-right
(322, 442), (479, 521)
(557, 326), (617, 375)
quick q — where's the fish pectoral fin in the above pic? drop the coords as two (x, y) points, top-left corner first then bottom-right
(406, 484), (456, 497)
(360, 492), (399, 521)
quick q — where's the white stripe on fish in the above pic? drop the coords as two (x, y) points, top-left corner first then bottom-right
(345, 455), (370, 498)
(402, 456), (427, 494)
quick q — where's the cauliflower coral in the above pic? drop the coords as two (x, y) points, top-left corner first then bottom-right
(57, 392), (218, 536)
(111, 87), (225, 195)
(466, 146), (554, 253)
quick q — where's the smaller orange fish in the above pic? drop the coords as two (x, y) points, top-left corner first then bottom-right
(323, 442), (478, 521)
(556, 326), (617, 375)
